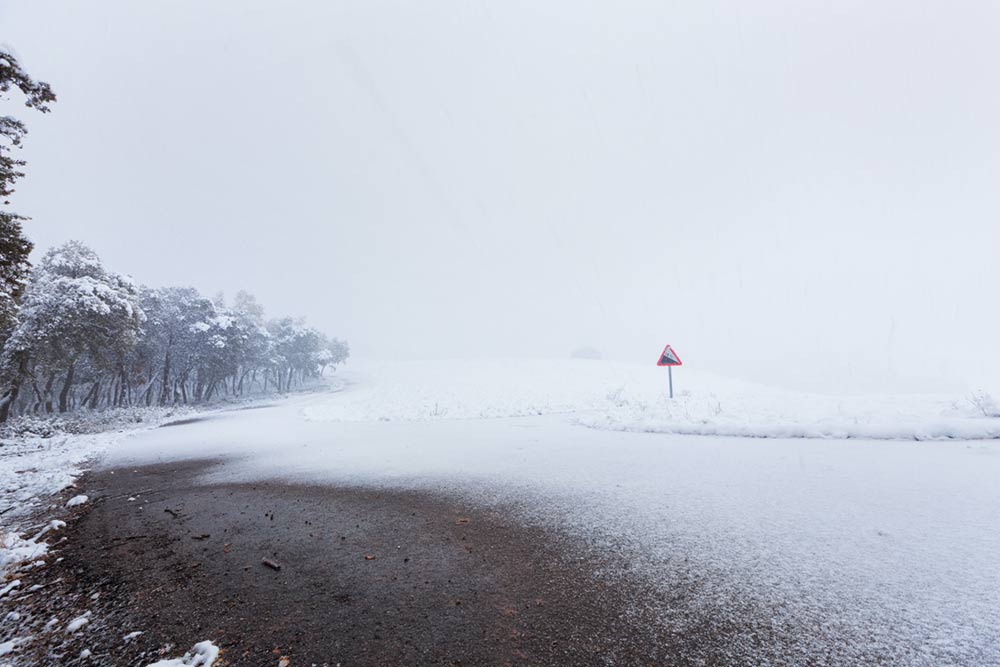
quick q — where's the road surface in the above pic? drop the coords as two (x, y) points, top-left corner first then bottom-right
(26, 389), (1000, 666)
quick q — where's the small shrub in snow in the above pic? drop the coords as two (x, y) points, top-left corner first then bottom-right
(967, 390), (1000, 418)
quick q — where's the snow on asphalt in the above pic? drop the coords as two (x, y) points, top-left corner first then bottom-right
(94, 359), (1000, 666)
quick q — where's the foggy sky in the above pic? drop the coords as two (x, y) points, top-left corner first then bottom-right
(2, 0), (998, 393)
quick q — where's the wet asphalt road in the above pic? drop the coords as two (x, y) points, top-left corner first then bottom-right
(40, 459), (676, 667)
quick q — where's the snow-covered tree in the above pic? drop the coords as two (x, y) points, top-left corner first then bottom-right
(0, 241), (346, 419)
(135, 287), (211, 405)
(0, 48), (55, 334)
(227, 291), (271, 396)
(319, 338), (350, 374)
(0, 242), (142, 420)
(265, 318), (336, 391)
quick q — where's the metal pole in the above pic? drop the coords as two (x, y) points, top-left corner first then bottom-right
(668, 366), (674, 399)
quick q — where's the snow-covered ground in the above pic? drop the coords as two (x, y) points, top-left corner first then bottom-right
(4, 359), (1000, 665)
(1, 431), (128, 529)
(305, 358), (1000, 440)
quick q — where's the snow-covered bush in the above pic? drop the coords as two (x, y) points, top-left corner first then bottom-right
(967, 390), (1000, 418)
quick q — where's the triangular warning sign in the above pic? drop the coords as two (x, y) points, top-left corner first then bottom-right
(656, 344), (682, 367)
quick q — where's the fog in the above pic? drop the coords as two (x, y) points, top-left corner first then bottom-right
(3, 0), (998, 393)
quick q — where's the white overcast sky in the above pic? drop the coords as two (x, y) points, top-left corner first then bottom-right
(2, 0), (998, 393)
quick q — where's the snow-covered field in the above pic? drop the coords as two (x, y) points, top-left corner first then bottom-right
(3, 359), (1000, 665)
(305, 359), (1000, 440)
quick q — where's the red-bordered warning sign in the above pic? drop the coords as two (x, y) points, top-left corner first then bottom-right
(656, 344), (683, 367)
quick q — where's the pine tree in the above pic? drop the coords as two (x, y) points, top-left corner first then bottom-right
(0, 48), (56, 333)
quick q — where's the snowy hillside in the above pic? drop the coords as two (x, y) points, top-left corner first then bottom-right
(306, 359), (1000, 440)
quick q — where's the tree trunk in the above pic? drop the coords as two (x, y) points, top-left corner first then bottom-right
(158, 352), (171, 406)
(79, 381), (95, 410)
(31, 380), (44, 413)
(43, 372), (56, 413)
(116, 365), (127, 407)
(238, 369), (251, 397)
(0, 352), (30, 423)
(59, 360), (76, 413)
(88, 380), (101, 410)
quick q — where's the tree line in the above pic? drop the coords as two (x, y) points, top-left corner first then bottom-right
(0, 240), (348, 422)
(0, 49), (347, 423)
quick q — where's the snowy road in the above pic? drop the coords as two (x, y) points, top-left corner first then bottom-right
(95, 377), (1000, 666)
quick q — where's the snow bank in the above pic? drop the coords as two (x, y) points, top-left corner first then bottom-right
(580, 377), (1000, 441)
(0, 430), (108, 524)
(302, 359), (1000, 441)
(0, 394), (315, 528)
(0, 407), (196, 527)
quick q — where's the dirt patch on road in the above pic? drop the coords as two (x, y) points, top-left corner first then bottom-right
(20, 459), (681, 666)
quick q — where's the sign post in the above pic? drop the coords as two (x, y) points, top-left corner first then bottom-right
(656, 344), (683, 399)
